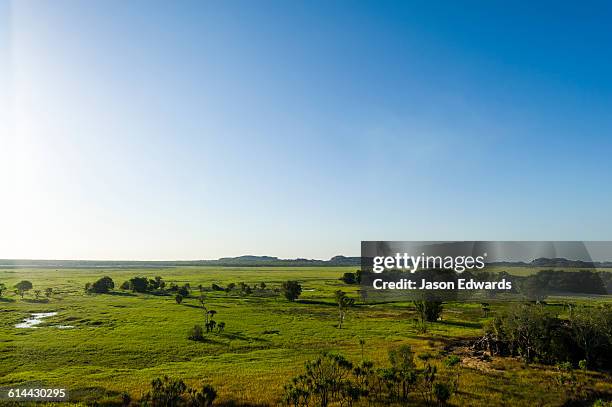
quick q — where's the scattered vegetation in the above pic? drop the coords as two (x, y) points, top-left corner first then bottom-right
(14, 280), (33, 298)
(334, 290), (355, 329)
(2, 266), (611, 406)
(283, 345), (459, 406)
(282, 280), (303, 301)
(86, 276), (115, 294)
(475, 303), (612, 369)
(141, 376), (217, 406)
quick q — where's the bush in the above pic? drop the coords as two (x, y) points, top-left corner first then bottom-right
(188, 325), (205, 341)
(414, 300), (443, 322)
(141, 376), (186, 406)
(281, 281), (302, 301)
(128, 277), (150, 293)
(188, 384), (217, 407)
(434, 382), (451, 404)
(141, 376), (218, 406)
(175, 294), (183, 304)
(479, 303), (612, 369)
(284, 351), (455, 407)
(88, 276), (115, 294)
(15, 280), (33, 298)
(341, 272), (357, 284)
(177, 285), (190, 297)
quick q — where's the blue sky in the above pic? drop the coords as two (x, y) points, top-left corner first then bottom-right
(2, 1), (612, 260)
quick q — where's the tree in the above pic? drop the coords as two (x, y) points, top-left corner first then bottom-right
(259, 282), (267, 290)
(335, 290), (355, 329)
(45, 287), (53, 298)
(388, 345), (417, 400)
(0, 283), (6, 297)
(89, 276), (115, 294)
(414, 300), (443, 323)
(282, 281), (302, 301)
(341, 272), (357, 284)
(148, 277), (163, 290)
(177, 284), (190, 297)
(128, 277), (149, 293)
(569, 306), (609, 368)
(433, 383), (451, 405)
(15, 280), (33, 299)
(34, 290), (41, 299)
(175, 294), (183, 304)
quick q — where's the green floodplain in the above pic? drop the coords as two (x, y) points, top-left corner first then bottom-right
(1, 266), (611, 406)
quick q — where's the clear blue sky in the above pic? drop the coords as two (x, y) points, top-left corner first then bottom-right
(2, 1), (612, 260)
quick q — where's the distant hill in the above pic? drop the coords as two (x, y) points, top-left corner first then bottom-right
(489, 257), (612, 268)
(2, 256), (611, 269)
(0, 255), (362, 269)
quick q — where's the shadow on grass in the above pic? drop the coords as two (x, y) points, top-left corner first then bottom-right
(222, 331), (269, 343)
(22, 298), (50, 303)
(107, 291), (137, 297)
(295, 299), (336, 306)
(70, 386), (121, 402)
(437, 320), (482, 329)
(181, 303), (204, 309)
(217, 402), (271, 407)
(189, 336), (226, 345)
(0, 297), (15, 303)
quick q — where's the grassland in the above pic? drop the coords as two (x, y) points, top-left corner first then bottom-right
(0, 266), (611, 406)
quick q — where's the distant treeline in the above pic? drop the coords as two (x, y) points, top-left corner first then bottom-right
(0, 255), (361, 268)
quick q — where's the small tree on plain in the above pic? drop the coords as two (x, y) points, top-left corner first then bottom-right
(335, 290), (355, 329)
(128, 277), (149, 293)
(175, 294), (183, 304)
(15, 280), (33, 299)
(88, 276), (115, 294)
(282, 281), (302, 301)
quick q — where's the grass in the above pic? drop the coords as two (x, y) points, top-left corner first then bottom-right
(0, 266), (611, 406)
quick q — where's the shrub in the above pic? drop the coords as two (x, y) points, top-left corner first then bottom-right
(177, 285), (190, 297)
(15, 280), (33, 298)
(281, 281), (302, 301)
(0, 282), (6, 297)
(121, 392), (131, 407)
(433, 382), (451, 405)
(141, 376), (218, 406)
(120, 281), (130, 290)
(479, 303), (612, 369)
(175, 294), (183, 304)
(341, 272), (357, 284)
(414, 300), (443, 322)
(141, 376), (187, 406)
(128, 277), (150, 293)
(188, 325), (204, 341)
(88, 276), (115, 294)
(188, 384), (217, 407)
